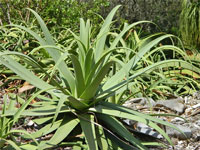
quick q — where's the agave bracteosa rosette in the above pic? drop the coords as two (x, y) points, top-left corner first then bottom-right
(1, 5), (199, 150)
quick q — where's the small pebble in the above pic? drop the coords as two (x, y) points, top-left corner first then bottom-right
(192, 103), (200, 109)
(27, 120), (35, 126)
(171, 117), (185, 123)
(196, 120), (200, 126)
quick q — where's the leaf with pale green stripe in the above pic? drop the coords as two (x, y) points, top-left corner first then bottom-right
(23, 120), (62, 139)
(33, 116), (53, 125)
(1, 105), (70, 117)
(80, 18), (90, 51)
(6, 130), (38, 146)
(13, 89), (54, 125)
(109, 21), (152, 51)
(51, 95), (67, 126)
(20, 144), (37, 150)
(95, 125), (109, 150)
(97, 114), (147, 150)
(70, 54), (85, 97)
(97, 59), (200, 100)
(0, 51), (68, 95)
(10, 23), (76, 94)
(39, 117), (79, 149)
(0, 139), (21, 150)
(84, 48), (95, 80)
(95, 5), (121, 61)
(79, 114), (98, 150)
(90, 102), (175, 145)
(85, 48), (115, 87)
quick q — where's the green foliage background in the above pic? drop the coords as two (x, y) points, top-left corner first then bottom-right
(0, 0), (109, 30)
(102, 0), (182, 34)
(179, 0), (200, 50)
(0, 0), (181, 33)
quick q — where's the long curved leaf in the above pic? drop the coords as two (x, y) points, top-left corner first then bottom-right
(97, 114), (147, 150)
(70, 54), (85, 97)
(97, 59), (200, 100)
(103, 34), (175, 91)
(95, 5), (121, 61)
(89, 102), (174, 145)
(79, 114), (98, 150)
(39, 117), (79, 149)
(0, 55), (54, 95)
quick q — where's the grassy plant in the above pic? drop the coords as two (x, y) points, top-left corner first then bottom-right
(180, 0), (200, 50)
(121, 28), (200, 99)
(0, 94), (38, 149)
(0, 5), (200, 149)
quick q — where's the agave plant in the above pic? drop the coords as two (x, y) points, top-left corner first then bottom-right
(0, 5), (199, 149)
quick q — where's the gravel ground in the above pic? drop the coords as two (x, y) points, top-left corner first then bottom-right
(123, 93), (200, 150)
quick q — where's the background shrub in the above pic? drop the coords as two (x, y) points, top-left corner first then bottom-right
(0, 0), (181, 34)
(0, 0), (109, 31)
(100, 0), (182, 34)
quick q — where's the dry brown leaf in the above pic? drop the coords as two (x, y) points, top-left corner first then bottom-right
(18, 82), (35, 93)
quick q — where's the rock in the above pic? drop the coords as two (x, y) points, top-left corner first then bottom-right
(194, 144), (200, 150)
(27, 120), (37, 127)
(154, 99), (185, 114)
(193, 92), (200, 100)
(193, 123), (200, 129)
(123, 97), (155, 108)
(184, 96), (189, 104)
(136, 122), (163, 139)
(171, 117), (185, 123)
(195, 134), (200, 142)
(192, 120), (200, 130)
(185, 107), (193, 116)
(166, 124), (192, 140)
(195, 120), (200, 126)
(192, 103), (200, 109)
(27, 120), (34, 126)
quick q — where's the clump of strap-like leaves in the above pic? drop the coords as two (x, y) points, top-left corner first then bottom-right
(180, 0), (200, 49)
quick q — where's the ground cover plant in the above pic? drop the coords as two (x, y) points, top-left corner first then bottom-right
(1, 5), (200, 150)
(0, 93), (39, 149)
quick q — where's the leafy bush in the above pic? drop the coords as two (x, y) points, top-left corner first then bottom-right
(0, 0), (109, 31)
(100, 0), (182, 34)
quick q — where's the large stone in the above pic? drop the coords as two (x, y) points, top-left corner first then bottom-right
(123, 97), (155, 108)
(166, 124), (192, 140)
(155, 99), (185, 114)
